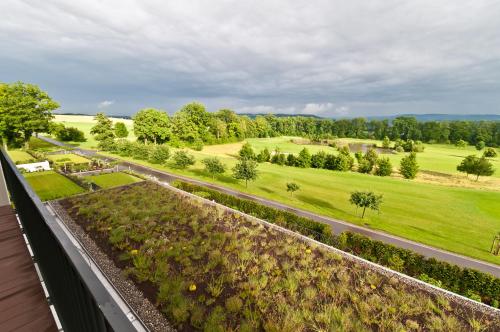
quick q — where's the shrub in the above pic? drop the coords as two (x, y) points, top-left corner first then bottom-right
(256, 148), (271, 162)
(296, 148), (311, 168)
(375, 158), (392, 176)
(238, 142), (255, 160)
(131, 142), (150, 160)
(148, 144), (170, 164)
(475, 141), (485, 151)
(357, 158), (373, 174)
(173, 150), (195, 169)
(400, 152), (419, 179)
(311, 151), (327, 168)
(483, 148), (497, 158)
(202, 157), (226, 179)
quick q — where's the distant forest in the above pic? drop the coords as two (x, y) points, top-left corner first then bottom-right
(123, 104), (500, 147)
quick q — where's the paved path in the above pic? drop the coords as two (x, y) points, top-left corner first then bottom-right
(38, 136), (500, 277)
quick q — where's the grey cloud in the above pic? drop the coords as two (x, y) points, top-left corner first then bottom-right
(1, 0), (500, 116)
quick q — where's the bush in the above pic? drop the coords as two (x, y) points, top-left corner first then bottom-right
(256, 148), (271, 162)
(375, 158), (392, 176)
(148, 144), (170, 164)
(476, 141), (485, 151)
(483, 148), (497, 158)
(400, 152), (419, 179)
(173, 150), (195, 169)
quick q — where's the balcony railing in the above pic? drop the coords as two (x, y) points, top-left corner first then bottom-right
(0, 148), (136, 332)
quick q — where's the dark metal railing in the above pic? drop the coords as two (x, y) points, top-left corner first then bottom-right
(0, 148), (136, 332)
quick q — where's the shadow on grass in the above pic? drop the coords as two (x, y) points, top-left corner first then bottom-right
(258, 186), (275, 194)
(296, 194), (344, 214)
(189, 169), (241, 185)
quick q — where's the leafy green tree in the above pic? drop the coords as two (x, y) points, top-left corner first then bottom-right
(133, 108), (170, 144)
(357, 158), (373, 174)
(114, 122), (129, 138)
(271, 153), (286, 165)
(375, 158), (392, 176)
(382, 136), (391, 149)
(296, 148), (312, 168)
(172, 150), (195, 169)
(148, 145), (170, 164)
(202, 157), (226, 179)
(286, 182), (300, 196)
(172, 102), (210, 143)
(483, 148), (498, 158)
(0, 82), (58, 147)
(365, 148), (378, 165)
(455, 139), (467, 148)
(131, 142), (150, 160)
(256, 147), (271, 162)
(90, 112), (115, 148)
(457, 155), (495, 180)
(349, 191), (383, 218)
(233, 158), (258, 187)
(238, 142), (255, 160)
(399, 152), (419, 179)
(475, 140), (485, 151)
(286, 153), (297, 167)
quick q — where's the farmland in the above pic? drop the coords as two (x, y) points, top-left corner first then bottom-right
(83, 172), (142, 189)
(24, 170), (85, 201)
(61, 182), (499, 331)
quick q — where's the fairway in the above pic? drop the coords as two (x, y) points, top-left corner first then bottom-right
(24, 171), (85, 201)
(83, 172), (142, 188)
(101, 150), (500, 265)
(47, 153), (90, 164)
(7, 150), (34, 163)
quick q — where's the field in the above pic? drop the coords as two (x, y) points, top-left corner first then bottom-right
(24, 171), (85, 201)
(7, 150), (34, 163)
(47, 153), (90, 164)
(47, 116), (500, 264)
(83, 172), (142, 189)
(51, 114), (135, 149)
(61, 182), (499, 331)
(29, 136), (60, 151)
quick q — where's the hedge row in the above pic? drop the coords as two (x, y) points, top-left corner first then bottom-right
(173, 180), (500, 306)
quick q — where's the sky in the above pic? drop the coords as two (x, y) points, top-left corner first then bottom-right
(1, 1), (500, 117)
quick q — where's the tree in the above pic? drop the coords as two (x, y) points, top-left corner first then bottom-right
(457, 155), (494, 180)
(296, 148), (312, 168)
(375, 158), (392, 176)
(455, 139), (467, 148)
(172, 150), (195, 169)
(286, 153), (297, 167)
(256, 147), (271, 163)
(133, 108), (170, 144)
(399, 152), (419, 179)
(382, 136), (391, 149)
(476, 140), (485, 151)
(286, 182), (300, 196)
(357, 159), (373, 174)
(483, 148), (498, 158)
(311, 151), (327, 168)
(172, 102), (210, 143)
(233, 158), (258, 187)
(148, 145), (170, 164)
(0, 82), (58, 147)
(202, 157), (226, 179)
(349, 191), (383, 218)
(238, 142), (255, 160)
(114, 122), (129, 138)
(90, 112), (115, 148)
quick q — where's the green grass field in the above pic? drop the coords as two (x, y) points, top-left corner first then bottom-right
(28, 136), (60, 151)
(100, 149), (500, 264)
(24, 171), (85, 201)
(46, 116), (500, 264)
(47, 153), (90, 164)
(83, 172), (142, 189)
(7, 150), (34, 163)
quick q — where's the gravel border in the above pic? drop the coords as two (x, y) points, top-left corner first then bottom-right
(49, 200), (175, 332)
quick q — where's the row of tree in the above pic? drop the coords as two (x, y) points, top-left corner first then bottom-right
(129, 104), (500, 148)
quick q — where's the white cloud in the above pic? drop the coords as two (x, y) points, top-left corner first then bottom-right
(98, 100), (115, 109)
(1, 0), (499, 116)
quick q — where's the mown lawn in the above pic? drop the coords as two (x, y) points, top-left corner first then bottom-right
(24, 171), (85, 201)
(100, 150), (500, 265)
(47, 153), (90, 164)
(7, 150), (34, 163)
(83, 172), (142, 189)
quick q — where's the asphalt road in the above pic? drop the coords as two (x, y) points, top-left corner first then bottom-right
(38, 135), (500, 277)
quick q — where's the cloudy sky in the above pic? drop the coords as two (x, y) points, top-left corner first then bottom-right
(1, 1), (500, 117)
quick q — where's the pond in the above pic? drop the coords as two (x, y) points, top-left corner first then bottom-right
(348, 142), (395, 154)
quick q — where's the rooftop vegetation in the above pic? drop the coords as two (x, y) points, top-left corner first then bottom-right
(62, 182), (499, 331)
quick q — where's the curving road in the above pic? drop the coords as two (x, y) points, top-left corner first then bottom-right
(38, 135), (500, 277)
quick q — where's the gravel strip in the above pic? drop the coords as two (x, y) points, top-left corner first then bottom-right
(49, 200), (175, 332)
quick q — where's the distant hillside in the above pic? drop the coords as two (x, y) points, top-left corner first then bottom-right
(238, 113), (323, 119)
(55, 112), (131, 119)
(364, 114), (500, 121)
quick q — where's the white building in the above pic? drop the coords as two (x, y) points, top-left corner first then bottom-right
(16, 161), (51, 172)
